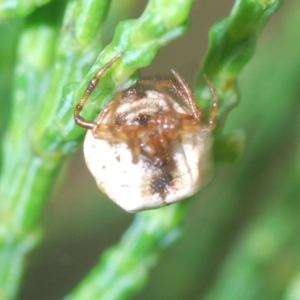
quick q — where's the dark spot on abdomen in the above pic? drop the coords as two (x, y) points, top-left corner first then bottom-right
(150, 173), (173, 199)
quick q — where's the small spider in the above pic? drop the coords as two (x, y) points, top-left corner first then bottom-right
(74, 53), (218, 212)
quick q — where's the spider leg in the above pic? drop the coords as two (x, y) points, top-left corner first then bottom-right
(126, 131), (141, 164)
(139, 78), (185, 105)
(74, 53), (123, 130)
(139, 76), (199, 122)
(139, 78), (189, 102)
(92, 105), (114, 138)
(171, 69), (202, 123)
(91, 95), (124, 140)
(203, 75), (219, 131)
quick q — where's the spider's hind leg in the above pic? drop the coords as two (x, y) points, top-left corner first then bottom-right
(203, 75), (219, 132)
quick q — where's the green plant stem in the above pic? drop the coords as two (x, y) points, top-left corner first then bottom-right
(0, 1), (111, 299)
(204, 146), (300, 300)
(64, 203), (187, 300)
(194, 2), (300, 297)
(195, 0), (283, 126)
(0, 23), (58, 300)
(0, 0), (50, 18)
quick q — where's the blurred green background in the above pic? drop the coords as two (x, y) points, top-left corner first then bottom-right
(1, 0), (300, 299)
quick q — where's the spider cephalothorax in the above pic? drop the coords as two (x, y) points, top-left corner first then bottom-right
(74, 53), (218, 212)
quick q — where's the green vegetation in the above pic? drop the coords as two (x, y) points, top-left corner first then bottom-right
(1, 0), (300, 299)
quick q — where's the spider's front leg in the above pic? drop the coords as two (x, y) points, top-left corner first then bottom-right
(139, 71), (203, 124)
(73, 53), (123, 130)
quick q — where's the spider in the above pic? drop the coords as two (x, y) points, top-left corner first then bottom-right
(74, 53), (219, 212)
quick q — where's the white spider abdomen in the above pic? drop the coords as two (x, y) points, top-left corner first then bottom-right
(83, 91), (213, 212)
